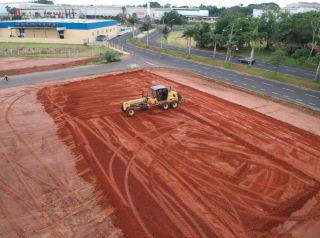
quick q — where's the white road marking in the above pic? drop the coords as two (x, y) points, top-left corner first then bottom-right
(145, 61), (158, 67)
(305, 93), (319, 99)
(251, 85), (256, 88)
(272, 92), (278, 95)
(283, 95), (290, 98)
(282, 88), (294, 92)
(244, 77), (253, 81)
(296, 99), (303, 102)
(233, 80), (238, 83)
(242, 83), (247, 86)
(303, 72), (313, 76)
(260, 88), (266, 91)
(262, 82), (272, 86)
(129, 64), (140, 68)
(309, 102), (316, 106)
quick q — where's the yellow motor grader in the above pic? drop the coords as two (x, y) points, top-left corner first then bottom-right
(121, 85), (182, 117)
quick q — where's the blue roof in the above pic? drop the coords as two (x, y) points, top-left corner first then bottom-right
(0, 19), (117, 30)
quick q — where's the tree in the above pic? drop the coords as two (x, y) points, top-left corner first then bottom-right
(164, 3), (171, 8)
(162, 11), (186, 27)
(247, 24), (259, 64)
(34, 0), (54, 4)
(121, 6), (127, 23)
(193, 23), (211, 48)
(160, 25), (170, 48)
(269, 50), (286, 73)
(292, 48), (310, 64)
(140, 20), (152, 45)
(205, 31), (223, 57)
(309, 12), (320, 58)
(5, 5), (11, 17)
(258, 10), (279, 49)
(182, 26), (195, 54)
(199, 5), (221, 17)
(142, 2), (162, 8)
(127, 13), (138, 38)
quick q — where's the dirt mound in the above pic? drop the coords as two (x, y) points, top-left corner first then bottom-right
(38, 70), (320, 238)
(0, 57), (102, 76)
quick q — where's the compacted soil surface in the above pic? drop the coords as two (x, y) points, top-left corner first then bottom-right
(37, 69), (320, 238)
(0, 57), (98, 75)
(0, 85), (122, 237)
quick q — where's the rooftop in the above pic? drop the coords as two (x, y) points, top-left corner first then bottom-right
(3, 18), (114, 24)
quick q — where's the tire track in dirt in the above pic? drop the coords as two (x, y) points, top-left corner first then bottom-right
(38, 69), (320, 238)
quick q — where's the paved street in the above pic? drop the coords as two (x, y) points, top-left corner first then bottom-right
(1, 33), (320, 111)
(147, 30), (317, 80)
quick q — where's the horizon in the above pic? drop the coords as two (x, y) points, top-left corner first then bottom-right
(0, 0), (312, 8)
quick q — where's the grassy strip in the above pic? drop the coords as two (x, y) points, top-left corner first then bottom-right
(165, 30), (317, 71)
(130, 38), (320, 91)
(0, 42), (109, 58)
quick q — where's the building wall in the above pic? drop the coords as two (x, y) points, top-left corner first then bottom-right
(0, 25), (118, 44)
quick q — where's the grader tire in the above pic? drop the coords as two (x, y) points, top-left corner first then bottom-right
(162, 103), (169, 110)
(171, 101), (179, 109)
(126, 108), (135, 117)
(121, 104), (126, 112)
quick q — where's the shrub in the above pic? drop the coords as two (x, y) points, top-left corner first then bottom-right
(104, 51), (121, 62)
(292, 48), (310, 64)
(312, 52), (320, 64)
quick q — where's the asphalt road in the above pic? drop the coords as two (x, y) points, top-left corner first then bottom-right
(1, 33), (320, 111)
(147, 30), (317, 80)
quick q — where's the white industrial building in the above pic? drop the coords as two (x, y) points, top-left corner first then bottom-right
(253, 2), (320, 18)
(283, 2), (320, 14)
(0, 2), (208, 20)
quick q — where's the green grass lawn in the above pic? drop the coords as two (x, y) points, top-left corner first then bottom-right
(130, 38), (320, 92)
(159, 30), (196, 48)
(164, 31), (317, 71)
(0, 42), (109, 58)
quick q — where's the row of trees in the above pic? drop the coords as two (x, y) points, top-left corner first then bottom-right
(176, 9), (320, 67)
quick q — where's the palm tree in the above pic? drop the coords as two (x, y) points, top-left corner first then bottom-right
(207, 31), (223, 58)
(249, 25), (259, 65)
(5, 5), (11, 17)
(182, 27), (195, 54)
(127, 13), (138, 38)
(121, 6), (127, 24)
(140, 21), (152, 46)
(161, 25), (170, 48)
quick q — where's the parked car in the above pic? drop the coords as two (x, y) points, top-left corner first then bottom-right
(238, 57), (256, 64)
(96, 35), (108, 41)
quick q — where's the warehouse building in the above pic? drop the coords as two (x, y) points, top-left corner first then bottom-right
(0, 18), (118, 44)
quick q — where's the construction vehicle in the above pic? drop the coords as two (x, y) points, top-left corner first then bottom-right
(121, 85), (182, 117)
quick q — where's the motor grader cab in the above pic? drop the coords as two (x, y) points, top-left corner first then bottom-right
(121, 85), (182, 117)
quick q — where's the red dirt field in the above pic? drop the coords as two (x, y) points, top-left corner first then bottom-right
(0, 57), (101, 76)
(38, 70), (320, 238)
